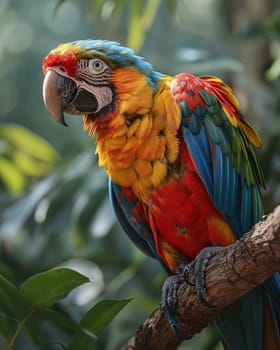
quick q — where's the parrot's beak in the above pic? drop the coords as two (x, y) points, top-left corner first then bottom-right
(43, 69), (99, 126)
(43, 69), (68, 126)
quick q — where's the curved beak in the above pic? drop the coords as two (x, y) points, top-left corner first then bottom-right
(43, 69), (100, 126)
(43, 69), (68, 126)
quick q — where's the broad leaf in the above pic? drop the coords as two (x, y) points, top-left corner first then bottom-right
(0, 274), (29, 317)
(81, 298), (132, 336)
(33, 306), (79, 332)
(20, 268), (89, 307)
(68, 298), (132, 349)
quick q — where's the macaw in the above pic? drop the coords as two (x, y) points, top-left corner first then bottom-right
(42, 40), (280, 349)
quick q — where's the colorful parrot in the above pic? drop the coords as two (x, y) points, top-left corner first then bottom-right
(42, 40), (280, 349)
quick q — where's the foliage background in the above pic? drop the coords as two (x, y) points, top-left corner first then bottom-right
(0, 0), (279, 349)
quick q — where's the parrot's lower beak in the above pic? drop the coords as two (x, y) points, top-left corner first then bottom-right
(43, 69), (99, 126)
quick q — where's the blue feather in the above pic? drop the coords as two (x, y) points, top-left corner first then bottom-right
(109, 180), (157, 258)
(73, 39), (162, 90)
(265, 274), (280, 338)
(226, 165), (238, 217)
(211, 142), (224, 210)
(214, 288), (264, 350)
(241, 183), (252, 233)
(177, 76), (280, 348)
(182, 127), (213, 196)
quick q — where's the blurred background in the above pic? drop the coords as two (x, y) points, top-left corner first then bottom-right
(0, 0), (279, 349)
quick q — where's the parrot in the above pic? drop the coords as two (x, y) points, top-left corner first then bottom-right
(42, 39), (280, 349)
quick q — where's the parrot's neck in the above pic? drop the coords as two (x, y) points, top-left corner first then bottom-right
(83, 71), (181, 201)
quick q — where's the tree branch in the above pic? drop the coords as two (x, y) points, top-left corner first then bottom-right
(124, 205), (280, 350)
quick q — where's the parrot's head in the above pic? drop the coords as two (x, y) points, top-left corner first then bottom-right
(42, 40), (162, 126)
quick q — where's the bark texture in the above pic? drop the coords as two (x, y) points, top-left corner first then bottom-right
(124, 205), (280, 350)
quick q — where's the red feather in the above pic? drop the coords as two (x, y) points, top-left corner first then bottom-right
(42, 52), (77, 77)
(143, 137), (235, 272)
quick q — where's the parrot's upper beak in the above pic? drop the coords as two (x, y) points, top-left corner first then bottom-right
(43, 69), (68, 126)
(43, 68), (99, 126)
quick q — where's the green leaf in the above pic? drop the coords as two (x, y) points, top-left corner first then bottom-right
(266, 56), (280, 80)
(0, 158), (26, 194)
(0, 124), (59, 162)
(68, 298), (132, 350)
(81, 298), (132, 336)
(127, 0), (161, 52)
(32, 306), (78, 332)
(20, 268), (90, 307)
(0, 274), (29, 317)
(68, 333), (96, 350)
(11, 151), (54, 176)
(166, 0), (178, 15)
(0, 311), (14, 338)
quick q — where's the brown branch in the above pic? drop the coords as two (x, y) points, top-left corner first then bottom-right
(124, 205), (280, 350)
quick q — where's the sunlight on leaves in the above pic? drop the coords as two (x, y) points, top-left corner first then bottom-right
(0, 157), (26, 194)
(0, 123), (59, 195)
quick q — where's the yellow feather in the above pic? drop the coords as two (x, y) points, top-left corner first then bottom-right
(223, 107), (238, 127)
(135, 114), (153, 139)
(150, 160), (167, 187)
(153, 114), (166, 132)
(83, 116), (90, 131)
(132, 176), (154, 200)
(98, 151), (106, 167)
(134, 159), (153, 177)
(111, 67), (153, 116)
(86, 73), (181, 200)
(136, 136), (162, 160)
(122, 136), (138, 152)
(110, 167), (137, 186)
(104, 136), (127, 150)
(154, 136), (166, 159)
(152, 83), (181, 163)
(239, 119), (262, 148)
(208, 217), (235, 246)
(111, 150), (136, 164)
(114, 124), (128, 137)
(107, 152), (136, 171)
(225, 87), (241, 110)
(165, 131), (179, 163)
(127, 119), (141, 138)
(52, 43), (90, 58)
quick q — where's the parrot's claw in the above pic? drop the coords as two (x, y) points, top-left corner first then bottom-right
(181, 263), (195, 286)
(161, 246), (224, 337)
(161, 274), (190, 339)
(183, 246), (225, 308)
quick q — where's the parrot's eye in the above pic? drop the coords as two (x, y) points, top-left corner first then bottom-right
(88, 59), (106, 73)
(76, 58), (111, 82)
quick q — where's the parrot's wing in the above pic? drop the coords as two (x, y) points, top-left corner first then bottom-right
(172, 73), (264, 236)
(109, 180), (157, 258)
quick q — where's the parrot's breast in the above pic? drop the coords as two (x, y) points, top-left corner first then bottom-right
(83, 75), (182, 201)
(145, 140), (236, 272)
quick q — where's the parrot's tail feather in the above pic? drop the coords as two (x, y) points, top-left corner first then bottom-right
(213, 275), (280, 350)
(263, 291), (279, 350)
(264, 273), (280, 339)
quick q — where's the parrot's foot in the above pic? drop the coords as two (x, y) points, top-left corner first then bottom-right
(161, 246), (225, 337)
(161, 273), (191, 338)
(183, 246), (225, 308)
